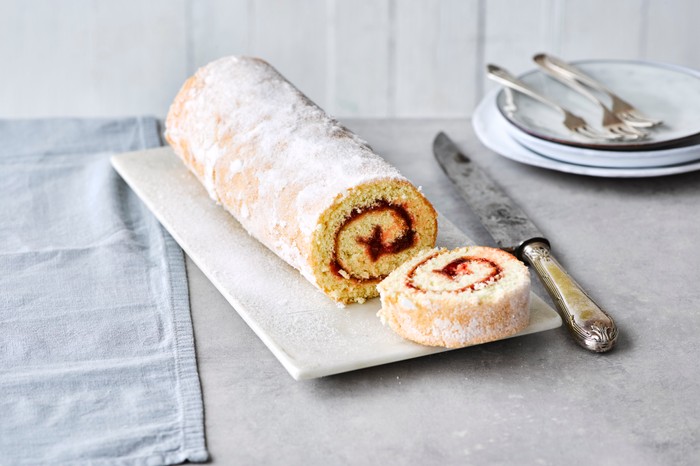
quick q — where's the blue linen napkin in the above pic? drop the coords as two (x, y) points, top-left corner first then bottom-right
(0, 118), (208, 465)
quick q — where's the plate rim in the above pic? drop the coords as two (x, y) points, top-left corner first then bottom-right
(474, 88), (700, 177)
(495, 59), (700, 151)
(502, 118), (700, 169)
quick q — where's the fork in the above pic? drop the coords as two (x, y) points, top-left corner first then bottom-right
(535, 54), (662, 128)
(487, 64), (622, 141)
(533, 55), (647, 140)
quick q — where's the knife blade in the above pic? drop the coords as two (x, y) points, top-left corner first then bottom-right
(433, 132), (618, 352)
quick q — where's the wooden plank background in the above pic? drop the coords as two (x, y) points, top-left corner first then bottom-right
(1, 0), (698, 118)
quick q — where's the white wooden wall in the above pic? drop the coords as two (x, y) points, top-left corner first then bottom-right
(1, 0), (699, 119)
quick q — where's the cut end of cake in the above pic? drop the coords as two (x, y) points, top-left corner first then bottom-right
(376, 246), (531, 348)
(311, 179), (437, 304)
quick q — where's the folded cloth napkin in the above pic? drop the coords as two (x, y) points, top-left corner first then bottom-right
(0, 118), (208, 465)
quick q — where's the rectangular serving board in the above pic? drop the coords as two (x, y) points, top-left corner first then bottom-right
(111, 147), (561, 380)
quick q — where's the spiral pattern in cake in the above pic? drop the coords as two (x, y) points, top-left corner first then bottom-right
(377, 246), (530, 347)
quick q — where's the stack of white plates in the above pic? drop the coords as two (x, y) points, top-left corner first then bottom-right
(473, 60), (700, 177)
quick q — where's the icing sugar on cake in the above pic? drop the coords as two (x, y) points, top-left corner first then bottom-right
(166, 56), (438, 303)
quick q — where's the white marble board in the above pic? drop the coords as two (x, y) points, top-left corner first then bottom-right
(111, 147), (562, 380)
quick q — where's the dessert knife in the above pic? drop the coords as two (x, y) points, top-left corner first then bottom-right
(433, 132), (618, 352)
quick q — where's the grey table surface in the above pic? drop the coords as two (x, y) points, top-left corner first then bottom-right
(185, 118), (700, 465)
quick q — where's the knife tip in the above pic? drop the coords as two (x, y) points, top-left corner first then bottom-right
(434, 131), (449, 146)
(433, 132), (453, 157)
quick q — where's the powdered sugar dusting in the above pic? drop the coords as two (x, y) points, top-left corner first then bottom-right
(227, 159), (244, 180)
(166, 56), (405, 284)
(376, 246), (531, 348)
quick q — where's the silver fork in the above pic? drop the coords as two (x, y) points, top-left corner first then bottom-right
(535, 54), (662, 128)
(533, 55), (647, 140)
(487, 64), (622, 141)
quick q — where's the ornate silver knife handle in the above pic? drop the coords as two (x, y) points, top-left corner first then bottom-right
(519, 240), (618, 352)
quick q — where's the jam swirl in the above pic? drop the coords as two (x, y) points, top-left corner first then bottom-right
(330, 201), (416, 282)
(406, 253), (503, 293)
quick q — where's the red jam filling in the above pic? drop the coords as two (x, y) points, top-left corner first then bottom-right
(330, 201), (416, 282)
(406, 253), (503, 293)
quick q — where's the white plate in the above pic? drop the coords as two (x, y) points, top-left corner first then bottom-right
(474, 89), (700, 177)
(499, 91), (700, 168)
(111, 147), (562, 380)
(496, 60), (700, 150)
